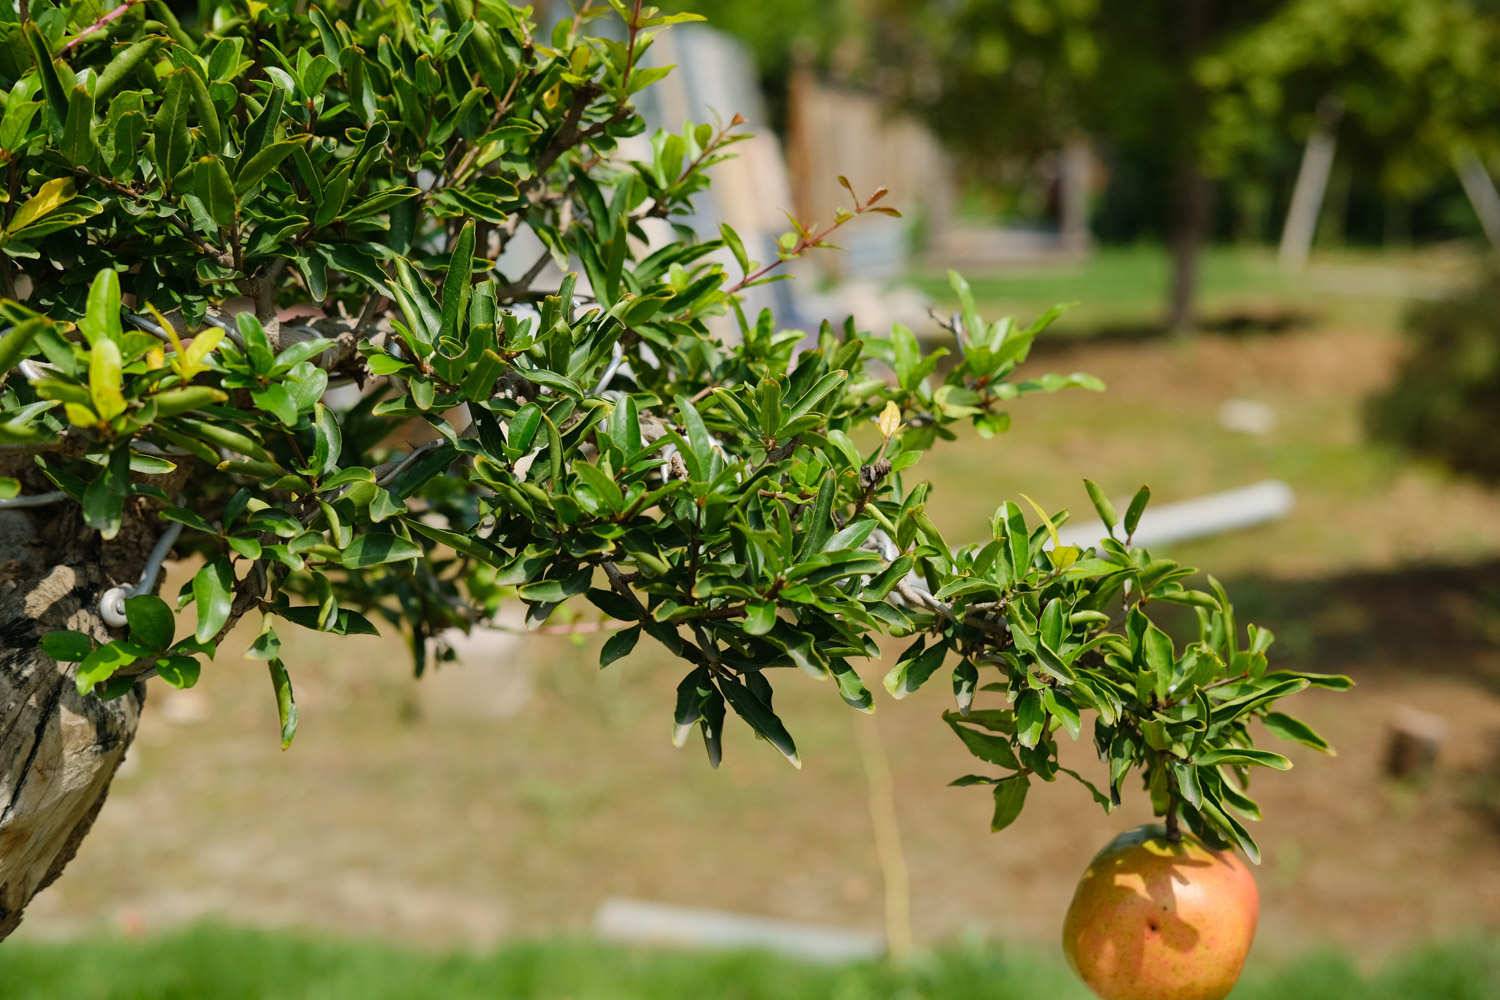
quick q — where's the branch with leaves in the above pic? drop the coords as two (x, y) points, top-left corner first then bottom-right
(0, 0), (1346, 862)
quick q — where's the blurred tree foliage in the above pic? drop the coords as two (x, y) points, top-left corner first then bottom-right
(1201, 0), (1500, 200)
(866, 0), (1296, 331)
(1371, 271), (1500, 482)
(655, 0), (857, 127)
(678, 0), (1500, 324)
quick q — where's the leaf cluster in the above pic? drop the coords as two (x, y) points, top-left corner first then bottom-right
(0, 0), (1344, 853)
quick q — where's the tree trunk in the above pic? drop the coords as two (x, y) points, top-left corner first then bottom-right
(0, 503), (149, 940)
(1167, 0), (1213, 335)
(1167, 160), (1212, 335)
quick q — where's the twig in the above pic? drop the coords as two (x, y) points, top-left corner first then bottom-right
(60, 0), (142, 53)
(619, 0), (645, 95)
(374, 440), (445, 487)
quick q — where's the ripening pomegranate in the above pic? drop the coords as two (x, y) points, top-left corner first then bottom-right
(1061, 824), (1259, 1000)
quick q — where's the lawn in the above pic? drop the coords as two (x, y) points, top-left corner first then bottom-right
(908, 244), (1468, 336)
(1, 925), (1495, 1000)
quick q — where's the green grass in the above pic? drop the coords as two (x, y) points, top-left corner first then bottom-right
(906, 244), (1462, 336)
(1, 926), (1495, 999)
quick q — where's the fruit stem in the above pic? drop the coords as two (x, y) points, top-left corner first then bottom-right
(1164, 793), (1183, 842)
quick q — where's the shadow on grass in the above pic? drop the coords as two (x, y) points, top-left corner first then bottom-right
(1221, 559), (1500, 693)
(1028, 308), (1319, 353)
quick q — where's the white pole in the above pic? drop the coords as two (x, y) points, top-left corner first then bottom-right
(1454, 149), (1500, 250)
(1279, 100), (1343, 271)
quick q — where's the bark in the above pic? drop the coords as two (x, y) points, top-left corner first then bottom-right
(0, 502), (150, 940)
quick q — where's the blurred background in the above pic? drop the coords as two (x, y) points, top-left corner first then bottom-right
(8, 1), (1500, 996)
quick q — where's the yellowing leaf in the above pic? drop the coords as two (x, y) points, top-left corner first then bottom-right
(181, 326), (224, 378)
(6, 177), (75, 235)
(877, 400), (902, 440)
(1049, 545), (1079, 571)
(146, 302), (185, 353)
(1019, 492), (1060, 549)
(64, 402), (97, 426)
(88, 338), (127, 422)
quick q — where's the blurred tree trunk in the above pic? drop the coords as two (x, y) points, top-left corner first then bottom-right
(1167, 0), (1213, 334)
(0, 506), (147, 940)
(1168, 162), (1213, 334)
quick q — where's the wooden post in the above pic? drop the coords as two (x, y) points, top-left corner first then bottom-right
(1384, 708), (1447, 782)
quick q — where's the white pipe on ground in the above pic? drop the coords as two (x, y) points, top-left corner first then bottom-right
(1056, 480), (1295, 551)
(594, 898), (885, 963)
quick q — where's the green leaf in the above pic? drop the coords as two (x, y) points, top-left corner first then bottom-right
(720, 223), (749, 272)
(189, 156), (237, 228)
(743, 601), (776, 636)
(278, 606), (378, 637)
(124, 594), (175, 650)
(0, 317), (47, 376)
(990, 774), (1029, 832)
(82, 269), (124, 345)
(675, 395), (714, 482)
(41, 630), (94, 662)
(831, 660), (874, 712)
(1172, 762), (1203, 809)
(883, 641), (946, 699)
(252, 384), (299, 426)
(235, 138), (303, 195)
(1261, 712), (1333, 754)
(1267, 670), (1354, 691)
(1123, 485), (1151, 538)
(719, 675), (800, 768)
(76, 641), (141, 695)
(156, 655), (201, 689)
(62, 85), (96, 166)
(192, 558), (234, 643)
(82, 446), (129, 539)
(153, 73), (192, 185)
(1083, 479), (1117, 533)
(267, 658), (298, 748)
(247, 623), (282, 661)
(952, 658), (978, 713)
(341, 532), (423, 568)
(22, 22), (65, 119)
(599, 625), (640, 668)
(1003, 500), (1030, 575)
(440, 220), (475, 341)
(153, 385), (228, 417)
(313, 404), (342, 477)
(1142, 622), (1174, 699)
(1197, 747), (1293, 771)
(944, 713), (1021, 769)
(95, 37), (162, 104)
